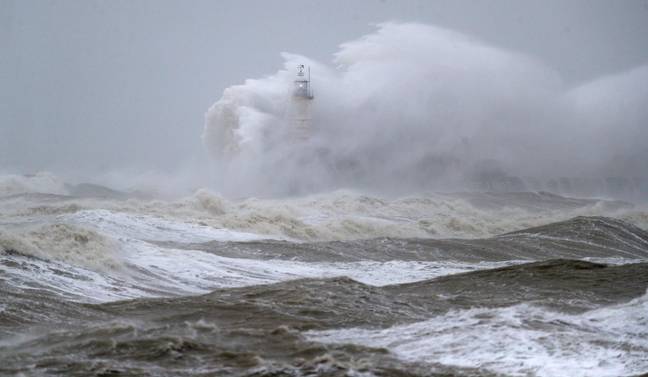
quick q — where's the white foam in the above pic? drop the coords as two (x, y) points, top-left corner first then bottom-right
(0, 227), (529, 303)
(2, 183), (647, 305)
(2, 179), (646, 242)
(119, 240), (526, 291)
(193, 190), (636, 242)
(0, 253), (150, 302)
(0, 223), (123, 272)
(60, 209), (284, 243)
(307, 292), (648, 377)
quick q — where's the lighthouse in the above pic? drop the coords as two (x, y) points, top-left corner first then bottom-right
(289, 64), (314, 141)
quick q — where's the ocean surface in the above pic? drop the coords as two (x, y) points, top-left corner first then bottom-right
(1, 173), (648, 376)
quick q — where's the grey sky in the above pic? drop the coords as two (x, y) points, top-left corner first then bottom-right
(1, 0), (647, 176)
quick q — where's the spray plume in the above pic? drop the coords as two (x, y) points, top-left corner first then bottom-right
(204, 23), (648, 197)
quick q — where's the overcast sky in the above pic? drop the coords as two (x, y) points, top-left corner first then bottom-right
(1, 0), (647, 177)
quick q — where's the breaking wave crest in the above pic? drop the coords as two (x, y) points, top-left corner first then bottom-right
(0, 223), (122, 272)
(1, 174), (646, 243)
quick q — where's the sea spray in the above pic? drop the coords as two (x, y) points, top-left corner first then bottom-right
(204, 23), (648, 197)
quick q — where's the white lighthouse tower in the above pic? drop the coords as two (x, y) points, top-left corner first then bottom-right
(289, 64), (314, 141)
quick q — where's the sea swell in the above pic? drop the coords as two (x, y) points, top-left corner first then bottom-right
(1, 178), (648, 376)
(1, 260), (647, 376)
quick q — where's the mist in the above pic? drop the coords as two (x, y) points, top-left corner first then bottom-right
(2, 0), (648, 198)
(204, 22), (648, 196)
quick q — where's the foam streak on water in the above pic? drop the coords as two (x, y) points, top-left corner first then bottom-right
(1, 234), (527, 303)
(61, 209), (286, 243)
(308, 291), (648, 377)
